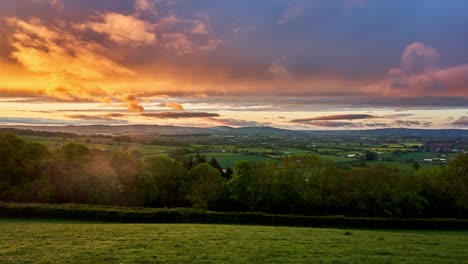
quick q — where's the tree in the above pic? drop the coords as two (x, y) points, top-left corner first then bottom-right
(209, 157), (224, 175)
(111, 151), (141, 205)
(249, 160), (278, 212)
(186, 163), (225, 209)
(343, 164), (400, 217)
(224, 167), (234, 180)
(139, 156), (187, 207)
(0, 133), (50, 201)
(281, 154), (340, 214)
(134, 170), (159, 206)
(364, 151), (378, 161)
(441, 154), (468, 212)
(227, 160), (254, 210)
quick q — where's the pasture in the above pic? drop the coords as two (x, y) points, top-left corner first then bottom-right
(0, 219), (467, 263)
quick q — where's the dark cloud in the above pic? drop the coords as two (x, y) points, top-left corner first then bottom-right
(104, 113), (127, 118)
(452, 116), (468, 127)
(393, 120), (432, 127)
(0, 117), (71, 125)
(363, 122), (390, 128)
(291, 114), (378, 123)
(384, 113), (414, 118)
(141, 112), (219, 119)
(66, 114), (114, 121)
(204, 117), (263, 127)
(296, 121), (359, 128)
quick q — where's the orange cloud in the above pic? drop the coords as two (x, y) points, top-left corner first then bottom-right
(162, 33), (193, 55)
(191, 20), (209, 34)
(79, 12), (156, 46)
(66, 114), (114, 121)
(122, 95), (144, 112)
(141, 112), (219, 119)
(7, 17), (135, 79)
(159, 102), (184, 111)
(104, 113), (127, 118)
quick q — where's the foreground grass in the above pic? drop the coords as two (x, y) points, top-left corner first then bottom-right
(1, 219), (467, 263)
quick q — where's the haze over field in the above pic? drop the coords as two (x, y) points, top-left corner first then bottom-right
(0, 0), (467, 129)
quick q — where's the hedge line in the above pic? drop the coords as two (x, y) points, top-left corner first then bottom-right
(1, 202), (468, 229)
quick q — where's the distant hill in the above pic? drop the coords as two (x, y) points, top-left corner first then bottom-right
(0, 124), (302, 137)
(303, 128), (468, 139)
(0, 125), (467, 139)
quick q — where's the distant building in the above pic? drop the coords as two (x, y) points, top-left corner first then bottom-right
(424, 142), (455, 152)
(424, 142), (468, 153)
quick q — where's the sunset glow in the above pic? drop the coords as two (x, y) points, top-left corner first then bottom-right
(0, 0), (467, 129)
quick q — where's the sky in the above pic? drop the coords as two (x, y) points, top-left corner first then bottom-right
(0, 0), (467, 129)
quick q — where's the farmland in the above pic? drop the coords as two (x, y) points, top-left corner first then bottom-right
(16, 132), (463, 170)
(0, 219), (467, 263)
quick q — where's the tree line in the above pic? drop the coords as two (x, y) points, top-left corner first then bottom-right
(0, 132), (467, 218)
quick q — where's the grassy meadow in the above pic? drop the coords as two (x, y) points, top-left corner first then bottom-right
(0, 219), (467, 263)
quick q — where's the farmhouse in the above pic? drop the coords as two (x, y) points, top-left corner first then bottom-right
(424, 142), (455, 152)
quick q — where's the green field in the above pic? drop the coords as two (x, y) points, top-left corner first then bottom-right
(19, 135), (179, 158)
(0, 219), (467, 263)
(17, 134), (459, 170)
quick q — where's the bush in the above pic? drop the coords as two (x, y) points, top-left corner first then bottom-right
(1, 202), (468, 229)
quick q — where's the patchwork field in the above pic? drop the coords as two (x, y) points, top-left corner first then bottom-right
(0, 219), (467, 263)
(17, 134), (459, 169)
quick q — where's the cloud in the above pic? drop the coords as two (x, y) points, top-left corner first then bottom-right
(291, 114), (378, 123)
(364, 122), (390, 128)
(66, 114), (114, 121)
(4, 16), (136, 104)
(375, 42), (468, 97)
(7, 17), (135, 79)
(104, 113), (127, 118)
(79, 12), (156, 46)
(30, 0), (64, 9)
(297, 121), (358, 128)
(159, 102), (184, 111)
(384, 113), (414, 118)
(204, 117), (261, 127)
(122, 95), (145, 112)
(191, 20), (208, 34)
(0, 1), (467, 129)
(452, 116), (468, 127)
(141, 111), (219, 119)
(277, 0), (307, 25)
(200, 38), (222, 51)
(268, 59), (292, 78)
(0, 117), (71, 125)
(400, 42), (439, 74)
(135, 0), (157, 15)
(290, 113), (435, 128)
(393, 120), (432, 127)
(162, 33), (193, 55)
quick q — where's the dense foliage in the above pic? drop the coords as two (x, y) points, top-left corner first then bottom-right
(1, 132), (467, 218)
